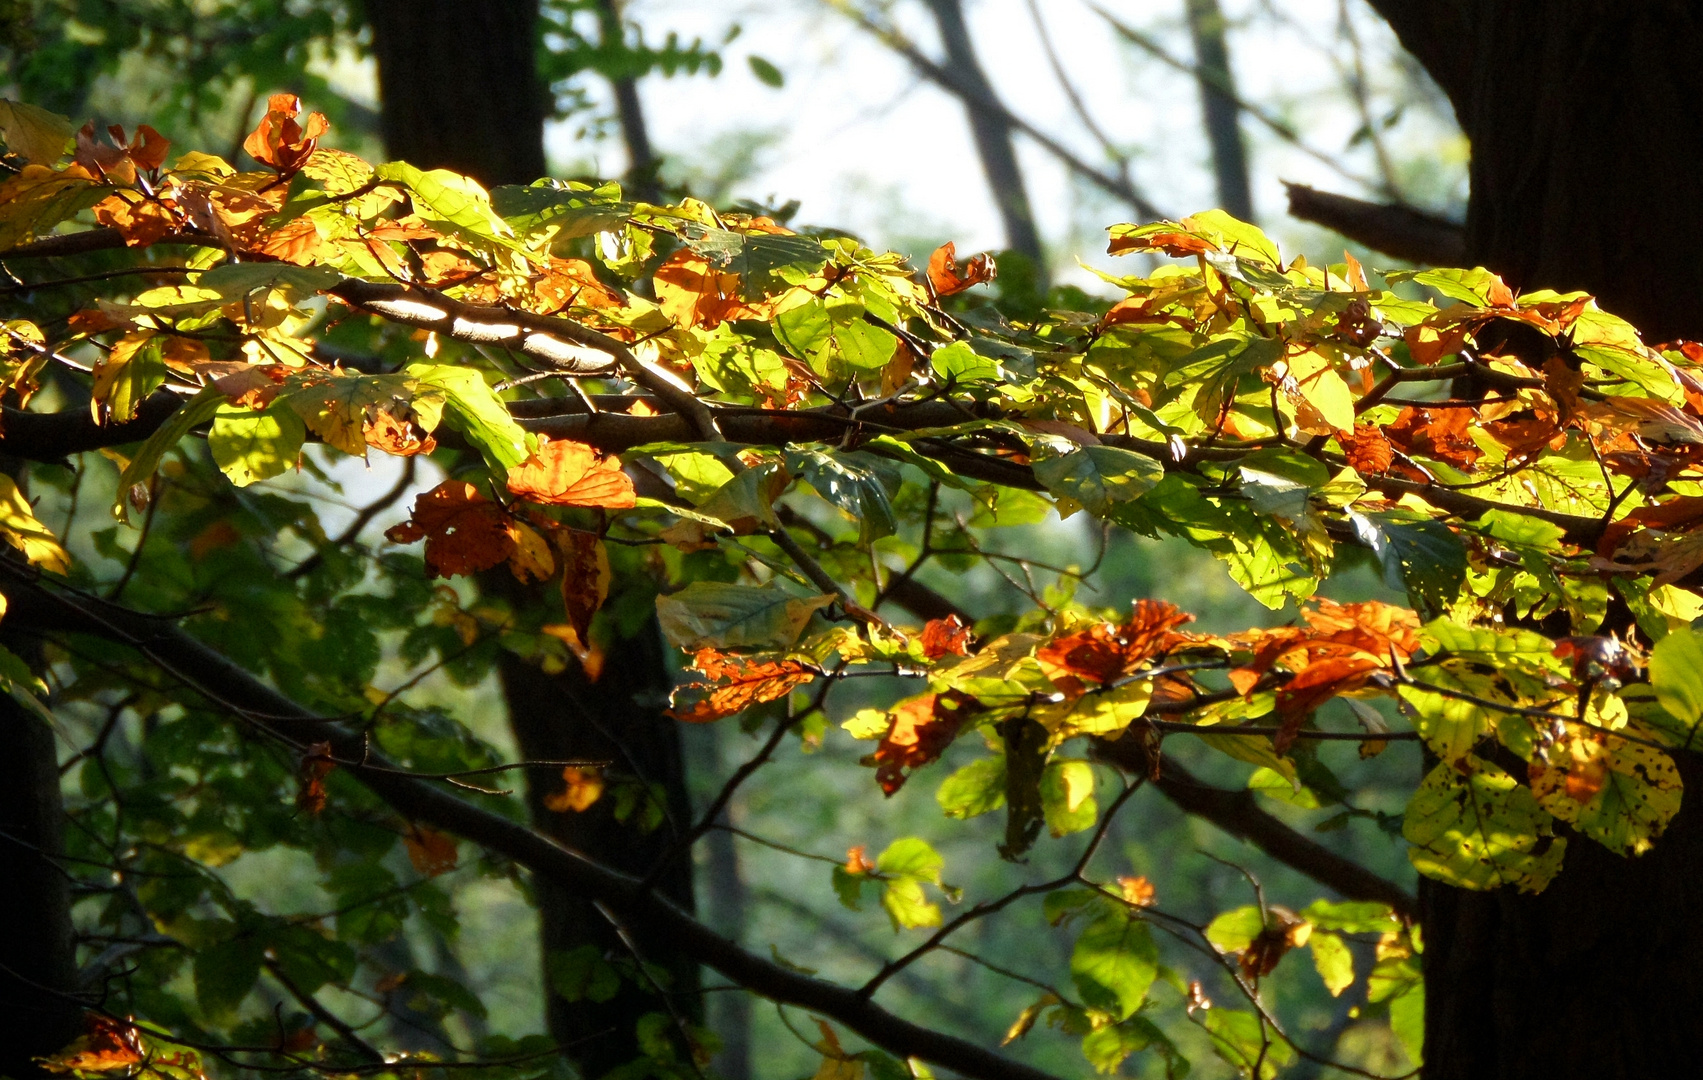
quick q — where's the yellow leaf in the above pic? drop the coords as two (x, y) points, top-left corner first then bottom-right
(0, 474), (68, 573)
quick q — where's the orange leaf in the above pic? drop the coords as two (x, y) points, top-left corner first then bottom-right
(73, 122), (167, 184)
(242, 93), (329, 175)
(654, 250), (765, 329)
(384, 481), (518, 578)
(1272, 656), (1381, 753)
(537, 256), (624, 312)
(1342, 423), (1393, 475)
(506, 437), (636, 508)
(845, 844), (876, 875)
(403, 823), (458, 877)
(1118, 875), (1157, 907)
(92, 193), (177, 247)
(1036, 600), (1196, 696)
(1385, 406), (1483, 469)
(919, 615), (973, 659)
(544, 766), (605, 812)
(1106, 230), (1218, 258)
(38, 1014), (145, 1073)
(363, 408), (437, 457)
(871, 691), (979, 794)
(927, 241), (997, 298)
(668, 649), (817, 723)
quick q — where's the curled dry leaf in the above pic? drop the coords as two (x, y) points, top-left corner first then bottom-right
(667, 648), (817, 723)
(1342, 423), (1393, 475)
(243, 93), (329, 175)
(384, 481), (518, 578)
(506, 437), (636, 508)
(296, 740), (335, 816)
(927, 241), (997, 298)
(1036, 599), (1197, 698)
(552, 526), (611, 656)
(919, 614), (973, 660)
(37, 1013), (145, 1073)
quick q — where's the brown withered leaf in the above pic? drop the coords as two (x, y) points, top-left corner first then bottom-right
(296, 740), (335, 816)
(870, 690), (980, 794)
(927, 241), (997, 298)
(553, 526), (611, 655)
(37, 1013), (145, 1074)
(507, 437), (636, 508)
(384, 481), (518, 578)
(1036, 600), (1197, 698)
(1385, 405), (1483, 469)
(1579, 396), (1703, 446)
(1341, 423), (1393, 475)
(403, 823), (458, 877)
(1238, 906), (1311, 981)
(543, 766), (605, 812)
(243, 93), (329, 175)
(919, 614), (973, 660)
(668, 649), (817, 723)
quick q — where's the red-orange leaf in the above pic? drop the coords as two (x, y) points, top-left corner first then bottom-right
(1036, 600), (1196, 697)
(1341, 423), (1393, 475)
(552, 526), (611, 656)
(506, 437), (636, 508)
(919, 615), (973, 659)
(403, 823), (458, 877)
(243, 93), (329, 175)
(927, 242), (997, 298)
(38, 1014), (144, 1073)
(1385, 406), (1483, 469)
(668, 649), (818, 723)
(871, 690), (979, 794)
(296, 740), (335, 816)
(385, 481), (518, 578)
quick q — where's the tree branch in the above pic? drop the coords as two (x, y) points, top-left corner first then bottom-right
(0, 566), (1064, 1080)
(1284, 182), (1465, 266)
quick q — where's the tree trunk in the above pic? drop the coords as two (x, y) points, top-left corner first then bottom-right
(922, 0), (1047, 280)
(593, 0), (662, 204)
(1183, 0), (1253, 221)
(362, 0), (548, 188)
(498, 620), (698, 1077)
(0, 686), (83, 1075)
(1363, 3), (1703, 1076)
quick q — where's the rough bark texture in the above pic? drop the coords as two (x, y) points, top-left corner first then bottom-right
(362, 0), (547, 188)
(0, 684), (83, 1075)
(1363, 3), (1703, 1076)
(498, 621), (698, 1077)
(923, 0), (1047, 277)
(1184, 0), (1253, 221)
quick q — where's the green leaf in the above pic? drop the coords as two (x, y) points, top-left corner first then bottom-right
(193, 935), (264, 1018)
(1041, 759), (1098, 837)
(198, 262), (340, 305)
(0, 99), (72, 164)
(1389, 982), (1425, 1064)
(748, 55), (786, 87)
(930, 340), (1001, 384)
(1531, 734), (1681, 856)
(1403, 756), (1566, 892)
(1034, 445), (1165, 516)
(788, 449), (900, 543)
(876, 837), (947, 930)
(1650, 627), (1703, 744)
(1071, 905), (1158, 1019)
(1248, 766), (1320, 808)
(210, 404), (307, 487)
(1349, 512), (1466, 616)
(407, 363), (527, 469)
(375, 161), (526, 253)
(1080, 1017), (1175, 1076)
(548, 945), (621, 1003)
(114, 386), (225, 521)
(655, 582), (834, 650)
(773, 298), (896, 374)
(492, 178), (627, 238)
(1308, 930), (1354, 996)
(1298, 899), (1398, 934)
(1202, 1008), (1293, 1079)
(937, 756), (1006, 819)
(1204, 906), (1264, 954)
(279, 370), (427, 458)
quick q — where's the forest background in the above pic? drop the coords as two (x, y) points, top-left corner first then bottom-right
(1, 2), (1470, 1078)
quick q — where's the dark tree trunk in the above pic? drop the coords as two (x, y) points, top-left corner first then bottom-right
(923, 0), (1047, 279)
(1183, 0), (1253, 221)
(1364, 3), (1703, 1076)
(498, 620), (698, 1077)
(593, 0), (661, 204)
(362, 0), (548, 188)
(0, 688), (83, 1075)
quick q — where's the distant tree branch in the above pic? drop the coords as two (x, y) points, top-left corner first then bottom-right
(0, 565), (1065, 1080)
(1284, 182), (1465, 266)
